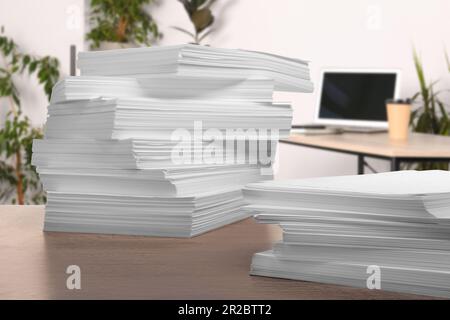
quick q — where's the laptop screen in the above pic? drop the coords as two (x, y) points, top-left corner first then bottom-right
(318, 72), (397, 122)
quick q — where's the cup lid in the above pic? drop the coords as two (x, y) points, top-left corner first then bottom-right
(386, 98), (412, 105)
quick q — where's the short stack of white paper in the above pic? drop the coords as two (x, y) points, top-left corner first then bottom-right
(50, 76), (275, 103)
(33, 44), (313, 237)
(243, 170), (450, 298)
(43, 97), (293, 140)
(77, 44), (314, 92)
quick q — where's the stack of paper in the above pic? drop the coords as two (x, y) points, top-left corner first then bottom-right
(77, 44), (314, 92)
(50, 76), (275, 103)
(32, 139), (274, 169)
(244, 170), (450, 298)
(43, 97), (293, 140)
(33, 44), (313, 237)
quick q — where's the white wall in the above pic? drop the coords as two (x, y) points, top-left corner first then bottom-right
(0, 0), (86, 126)
(1, 0), (449, 179)
(153, 0), (450, 178)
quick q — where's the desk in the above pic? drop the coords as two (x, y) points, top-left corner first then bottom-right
(0, 206), (428, 299)
(281, 132), (450, 174)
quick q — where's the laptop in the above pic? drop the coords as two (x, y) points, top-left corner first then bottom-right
(293, 69), (401, 134)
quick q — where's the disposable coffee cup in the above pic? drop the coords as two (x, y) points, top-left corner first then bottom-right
(386, 99), (411, 141)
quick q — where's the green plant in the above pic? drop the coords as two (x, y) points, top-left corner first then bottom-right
(174, 0), (216, 44)
(86, 0), (161, 49)
(0, 28), (60, 204)
(410, 49), (450, 170)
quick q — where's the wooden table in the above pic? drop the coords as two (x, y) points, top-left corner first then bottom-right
(282, 132), (450, 174)
(0, 206), (428, 299)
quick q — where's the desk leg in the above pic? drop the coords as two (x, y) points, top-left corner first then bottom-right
(390, 158), (400, 171)
(358, 155), (364, 174)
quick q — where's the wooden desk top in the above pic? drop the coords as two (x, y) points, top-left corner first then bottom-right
(282, 132), (450, 159)
(0, 206), (428, 299)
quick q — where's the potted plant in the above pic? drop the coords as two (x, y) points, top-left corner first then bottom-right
(409, 49), (450, 170)
(174, 0), (216, 44)
(86, 0), (162, 50)
(0, 28), (60, 204)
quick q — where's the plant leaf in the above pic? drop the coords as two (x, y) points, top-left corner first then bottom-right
(413, 47), (429, 111)
(445, 47), (450, 73)
(198, 28), (213, 42)
(171, 26), (195, 38)
(191, 8), (214, 33)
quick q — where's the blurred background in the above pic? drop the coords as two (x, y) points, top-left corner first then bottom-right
(1, 0), (450, 204)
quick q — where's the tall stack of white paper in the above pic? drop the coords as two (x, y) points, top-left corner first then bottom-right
(243, 170), (450, 298)
(33, 44), (313, 237)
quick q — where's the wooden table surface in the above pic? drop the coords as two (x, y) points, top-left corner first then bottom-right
(0, 206), (428, 299)
(283, 132), (450, 158)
